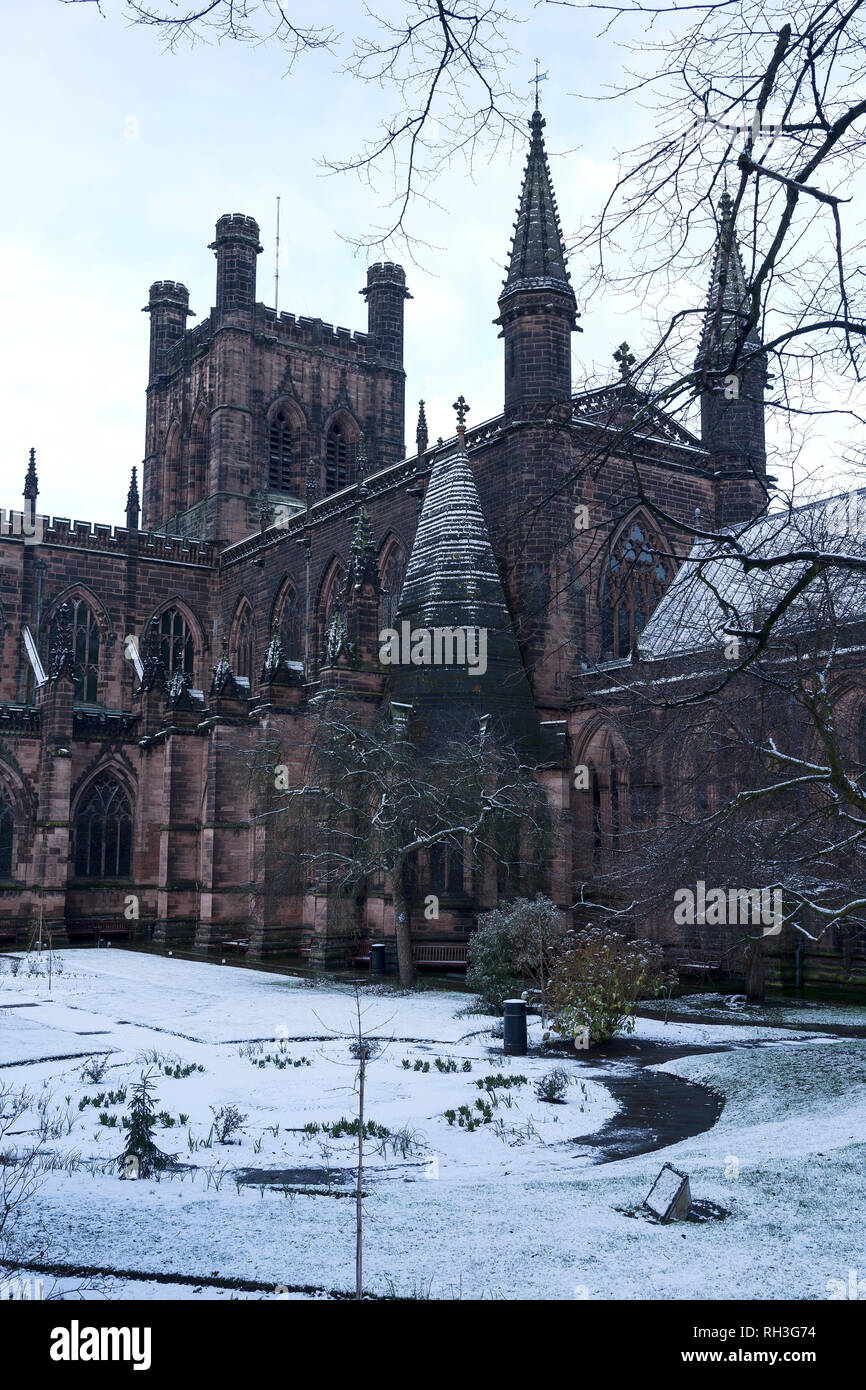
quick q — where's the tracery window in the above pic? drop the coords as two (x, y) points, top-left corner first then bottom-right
(278, 586), (302, 662)
(155, 608), (194, 682)
(325, 420), (355, 494)
(269, 409), (301, 491)
(73, 776), (132, 879)
(601, 521), (672, 659)
(51, 598), (99, 703)
(235, 605), (256, 683)
(379, 544), (407, 631)
(430, 842), (464, 896)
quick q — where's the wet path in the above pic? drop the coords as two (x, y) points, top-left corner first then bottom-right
(567, 1039), (727, 1163)
(562, 1035), (823, 1164)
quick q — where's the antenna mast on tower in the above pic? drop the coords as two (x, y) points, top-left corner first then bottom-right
(274, 195), (281, 314)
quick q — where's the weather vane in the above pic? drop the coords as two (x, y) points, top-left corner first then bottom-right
(530, 59), (548, 110)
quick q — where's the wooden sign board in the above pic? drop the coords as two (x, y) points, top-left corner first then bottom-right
(644, 1163), (692, 1222)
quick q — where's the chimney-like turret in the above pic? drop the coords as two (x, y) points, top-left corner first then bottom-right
(143, 280), (192, 382)
(209, 213), (262, 318)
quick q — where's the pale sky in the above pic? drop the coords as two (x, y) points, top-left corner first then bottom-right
(0, 1), (859, 525)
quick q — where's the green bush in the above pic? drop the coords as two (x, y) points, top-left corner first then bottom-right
(467, 896), (568, 1016)
(550, 927), (676, 1043)
(466, 907), (520, 1011)
(535, 1067), (571, 1103)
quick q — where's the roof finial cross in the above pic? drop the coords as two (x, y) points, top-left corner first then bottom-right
(452, 394), (470, 438)
(530, 58), (548, 111)
(613, 341), (636, 380)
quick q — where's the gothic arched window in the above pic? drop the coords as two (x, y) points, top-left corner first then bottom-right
(269, 409), (301, 492)
(51, 598), (100, 703)
(610, 748), (620, 840)
(155, 608), (194, 682)
(858, 706), (866, 768)
(234, 604), (256, 683)
(73, 776), (132, 879)
(431, 842), (465, 896)
(591, 768), (602, 872)
(187, 409), (208, 509)
(379, 543), (407, 631)
(164, 423), (181, 519)
(325, 420), (356, 494)
(320, 564), (346, 662)
(601, 520), (672, 659)
(278, 585), (302, 662)
(0, 788), (13, 878)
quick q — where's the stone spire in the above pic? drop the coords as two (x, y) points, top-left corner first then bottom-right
(348, 504), (377, 592)
(499, 108), (576, 308)
(126, 466), (140, 530)
(356, 431), (368, 482)
(391, 429), (540, 750)
(496, 107), (579, 415)
(24, 448), (38, 503)
(139, 625), (168, 695)
(696, 191), (763, 371)
(48, 603), (75, 680)
(696, 192), (769, 523)
(415, 400), (429, 455)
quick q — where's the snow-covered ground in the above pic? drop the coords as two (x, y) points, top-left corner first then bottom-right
(642, 990), (866, 1031)
(1, 951), (864, 1300)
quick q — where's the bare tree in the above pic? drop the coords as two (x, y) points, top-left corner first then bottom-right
(577, 504), (866, 994)
(255, 699), (550, 987)
(61, 0), (522, 250)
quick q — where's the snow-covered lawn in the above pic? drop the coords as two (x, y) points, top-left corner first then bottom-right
(1, 951), (864, 1300)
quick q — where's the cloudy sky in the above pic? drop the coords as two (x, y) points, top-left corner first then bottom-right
(0, 1), (857, 525)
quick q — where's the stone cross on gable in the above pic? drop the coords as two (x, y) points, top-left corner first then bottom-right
(452, 395), (470, 438)
(614, 342), (636, 380)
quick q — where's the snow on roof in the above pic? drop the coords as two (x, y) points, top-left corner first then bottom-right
(640, 489), (866, 659)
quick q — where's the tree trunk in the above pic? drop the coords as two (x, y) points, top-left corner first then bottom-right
(356, 1038), (364, 1301)
(745, 937), (765, 1004)
(392, 862), (416, 988)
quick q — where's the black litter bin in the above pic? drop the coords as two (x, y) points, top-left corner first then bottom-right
(503, 998), (527, 1055)
(370, 942), (386, 975)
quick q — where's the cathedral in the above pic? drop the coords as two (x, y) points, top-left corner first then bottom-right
(5, 104), (859, 986)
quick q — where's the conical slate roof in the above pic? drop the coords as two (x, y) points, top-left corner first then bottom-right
(499, 108), (575, 307)
(391, 439), (540, 750)
(696, 192), (763, 368)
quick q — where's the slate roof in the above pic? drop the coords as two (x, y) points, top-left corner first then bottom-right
(392, 438), (540, 749)
(640, 489), (866, 659)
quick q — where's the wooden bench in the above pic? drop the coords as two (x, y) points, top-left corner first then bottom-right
(96, 921), (132, 944)
(677, 959), (721, 980)
(297, 934), (315, 961)
(346, 948), (372, 969)
(0, 923), (18, 945)
(220, 934), (250, 954)
(67, 920), (132, 944)
(413, 943), (469, 971)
